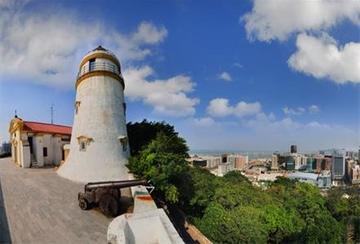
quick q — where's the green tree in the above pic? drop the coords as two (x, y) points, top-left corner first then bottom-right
(230, 206), (268, 243)
(269, 182), (343, 243)
(223, 170), (251, 185)
(326, 186), (360, 242)
(184, 167), (219, 216)
(196, 203), (268, 243)
(127, 120), (188, 156)
(326, 188), (350, 221)
(194, 203), (231, 243)
(260, 204), (303, 242)
(128, 131), (189, 203)
(126, 120), (350, 243)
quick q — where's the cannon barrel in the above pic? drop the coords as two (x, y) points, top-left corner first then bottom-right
(85, 179), (147, 191)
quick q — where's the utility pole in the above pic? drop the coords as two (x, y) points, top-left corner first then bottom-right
(50, 104), (54, 124)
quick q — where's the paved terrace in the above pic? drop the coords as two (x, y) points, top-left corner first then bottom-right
(0, 157), (115, 243)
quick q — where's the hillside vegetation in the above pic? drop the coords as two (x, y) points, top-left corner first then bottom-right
(127, 120), (360, 243)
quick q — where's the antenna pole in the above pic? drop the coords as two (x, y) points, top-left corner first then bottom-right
(51, 104), (54, 124)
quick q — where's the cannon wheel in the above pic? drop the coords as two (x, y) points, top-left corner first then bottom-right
(99, 193), (119, 217)
(79, 197), (90, 210)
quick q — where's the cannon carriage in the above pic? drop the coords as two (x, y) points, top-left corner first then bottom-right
(78, 179), (147, 217)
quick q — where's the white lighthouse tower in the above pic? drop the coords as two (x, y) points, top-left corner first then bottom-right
(58, 46), (130, 183)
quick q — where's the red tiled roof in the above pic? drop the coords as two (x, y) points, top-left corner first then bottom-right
(23, 121), (72, 135)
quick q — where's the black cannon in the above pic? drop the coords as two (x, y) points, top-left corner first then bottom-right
(78, 179), (147, 217)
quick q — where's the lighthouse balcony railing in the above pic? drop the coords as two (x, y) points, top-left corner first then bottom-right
(77, 63), (122, 79)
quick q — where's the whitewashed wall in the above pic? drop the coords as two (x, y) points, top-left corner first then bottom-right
(58, 75), (129, 183)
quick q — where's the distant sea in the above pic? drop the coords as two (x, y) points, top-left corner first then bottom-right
(189, 148), (347, 160)
(189, 149), (277, 160)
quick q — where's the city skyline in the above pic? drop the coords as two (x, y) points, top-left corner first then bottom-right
(0, 0), (359, 151)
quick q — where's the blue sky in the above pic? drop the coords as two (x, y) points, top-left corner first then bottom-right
(0, 0), (359, 152)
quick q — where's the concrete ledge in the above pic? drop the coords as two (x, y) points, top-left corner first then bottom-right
(107, 185), (184, 244)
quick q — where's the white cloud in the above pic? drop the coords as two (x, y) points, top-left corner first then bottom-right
(179, 112), (358, 151)
(218, 71), (232, 81)
(288, 33), (360, 84)
(193, 117), (215, 127)
(241, 112), (358, 151)
(123, 66), (199, 117)
(131, 22), (168, 45)
(243, 0), (360, 42)
(306, 121), (329, 129)
(0, 1), (200, 117)
(282, 106), (305, 116)
(233, 63), (243, 68)
(283, 104), (321, 115)
(0, 2), (167, 88)
(246, 116), (301, 131)
(309, 105), (320, 114)
(243, 1), (360, 84)
(235, 101), (262, 117)
(207, 98), (261, 118)
(206, 98), (233, 117)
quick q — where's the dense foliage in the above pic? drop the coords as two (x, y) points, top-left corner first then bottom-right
(127, 120), (188, 203)
(326, 187), (360, 242)
(127, 120), (360, 243)
(185, 172), (345, 243)
(127, 119), (188, 157)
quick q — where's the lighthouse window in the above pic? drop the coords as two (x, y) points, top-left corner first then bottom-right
(89, 58), (96, 71)
(122, 143), (127, 152)
(77, 136), (93, 152)
(118, 136), (128, 152)
(80, 141), (86, 151)
(75, 101), (81, 114)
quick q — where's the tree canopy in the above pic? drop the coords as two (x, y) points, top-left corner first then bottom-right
(127, 119), (188, 157)
(126, 119), (359, 243)
(127, 130), (189, 203)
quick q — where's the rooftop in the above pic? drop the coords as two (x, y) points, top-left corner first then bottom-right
(93, 45), (108, 51)
(23, 121), (72, 135)
(288, 172), (319, 181)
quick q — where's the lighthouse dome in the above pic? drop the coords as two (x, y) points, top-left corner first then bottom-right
(76, 45), (124, 89)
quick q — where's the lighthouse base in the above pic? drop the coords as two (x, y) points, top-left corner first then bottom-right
(57, 158), (130, 183)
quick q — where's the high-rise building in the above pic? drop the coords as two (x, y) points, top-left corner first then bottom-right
(315, 157), (323, 173)
(332, 153), (345, 181)
(306, 157), (315, 172)
(228, 154), (248, 171)
(58, 46), (129, 183)
(218, 161), (235, 176)
(318, 171), (332, 188)
(203, 156), (221, 168)
(271, 154), (279, 170)
(293, 155), (307, 170)
(350, 165), (360, 184)
(322, 157), (332, 171)
(290, 145), (297, 154)
(221, 154), (228, 163)
(285, 156), (295, 170)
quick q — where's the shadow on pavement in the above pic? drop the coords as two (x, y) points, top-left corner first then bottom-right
(0, 179), (11, 243)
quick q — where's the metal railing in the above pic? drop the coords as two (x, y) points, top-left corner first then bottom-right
(77, 62), (122, 79)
